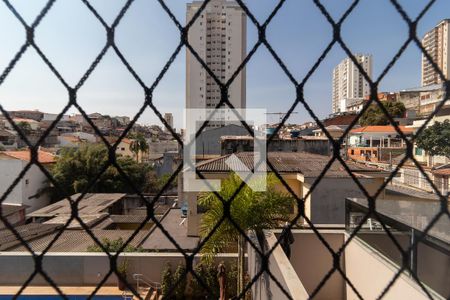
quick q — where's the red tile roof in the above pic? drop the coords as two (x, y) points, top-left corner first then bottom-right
(0, 150), (56, 164)
(350, 125), (414, 134)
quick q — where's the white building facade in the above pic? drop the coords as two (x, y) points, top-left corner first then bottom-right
(186, 0), (247, 126)
(421, 19), (450, 87)
(0, 152), (54, 213)
(332, 54), (372, 114)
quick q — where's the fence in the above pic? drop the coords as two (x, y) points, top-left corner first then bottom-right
(0, 0), (449, 299)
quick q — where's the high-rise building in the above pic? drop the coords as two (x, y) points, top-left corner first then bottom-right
(186, 0), (246, 123)
(332, 54), (372, 114)
(164, 113), (174, 132)
(421, 19), (450, 87)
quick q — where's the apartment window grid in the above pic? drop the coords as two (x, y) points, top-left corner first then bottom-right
(0, 0), (449, 299)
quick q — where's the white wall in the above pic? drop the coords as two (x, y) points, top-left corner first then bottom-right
(248, 231), (309, 300)
(345, 236), (439, 300)
(0, 159), (23, 207)
(0, 252), (238, 287)
(21, 163), (51, 212)
(0, 159), (50, 213)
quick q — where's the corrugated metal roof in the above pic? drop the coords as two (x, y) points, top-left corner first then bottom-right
(28, 193), (126, 218)
(0, 223), (60, 251)
(8, 229), (149, 252)
(43, 213), (109, 229)
(196, 152), (382, 178)
(110, 215), (148, 224)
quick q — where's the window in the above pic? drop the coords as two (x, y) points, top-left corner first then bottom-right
(415, 147), (424, 156)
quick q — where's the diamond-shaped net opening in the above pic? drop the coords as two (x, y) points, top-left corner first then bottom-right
(0, 0), (449, 299)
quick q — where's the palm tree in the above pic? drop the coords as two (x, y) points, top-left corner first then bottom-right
(198, 173), (295, 296)
(130, 134), (149, 163)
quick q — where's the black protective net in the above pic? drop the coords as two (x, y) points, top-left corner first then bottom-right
(0, 0), (449, 299)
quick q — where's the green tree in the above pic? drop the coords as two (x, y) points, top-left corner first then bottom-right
(161, 263), (174, 299)
(188, 263), (220, 299)
(52, 144), (150, 198)
(87, 237), (143, 252)
(129, 133), (149, 163)
(416, 120), (450, 158)
(16, 121), (32, 134)
(359, 101), (406, 126)
(173, 264), (187, 299)
(198, 173), (295, 295)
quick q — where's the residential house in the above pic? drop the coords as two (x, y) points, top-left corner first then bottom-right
(114, 138), (147, 163)
(57, 135), (83, 148)
(347, 125), (415, 162)
(8, 118), (40, 131)
(0, 128), (17, 150)
(181, 152), (389, 236)
(248, 196), (449, 299)
(9, 110), (43, 122)
(220, 135), (331, 156)
(312, 125), (348, 139)
(0, 150), (55, 213)
(412, 112), (450, 166)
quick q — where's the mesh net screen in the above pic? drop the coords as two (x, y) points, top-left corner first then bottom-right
(0, 0), (449, 299)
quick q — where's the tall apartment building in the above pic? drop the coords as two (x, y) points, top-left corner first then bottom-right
(164, 113), (174, 132)
(421, 19), (450, 86)
(332, 55), (372, 114)
(186, 0), (246, 126)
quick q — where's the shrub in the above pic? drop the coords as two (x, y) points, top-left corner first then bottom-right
(161, 263), (174, 298)
(173, 264), (187, 299)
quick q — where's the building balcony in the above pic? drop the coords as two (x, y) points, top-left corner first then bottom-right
(247, 197), (449, 299)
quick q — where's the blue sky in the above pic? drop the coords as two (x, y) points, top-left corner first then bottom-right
(0, 0), (449, 129)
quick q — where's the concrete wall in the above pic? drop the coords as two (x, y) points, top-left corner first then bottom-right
(196, 125), (250, 155)
(307, 177), (384, 224)
(344, 236), (440, 300)
(0, 158), (50, 213)
(21, 162), (51, 213)
(287, 230), (346, 300)
(359, 232), (450, 297)
(0, 252), (237, 287)
(248, 231), (309, 300)
(0, 159), (23, 208)
(221, 139), (332, 156)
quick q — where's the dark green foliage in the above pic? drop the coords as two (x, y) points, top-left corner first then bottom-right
(189, 263), (217, 299)
(16, 121), (32, 134)
(161, 263), (174, 298)
(145, 172), (177, 194)
(129, 133), (149, 162)
(160, 262), (239, 299)
(198, 173), (295, 261)
(51, 144), (150, 198)
(226, 263), (238, 297)
(359, 101), (406, 126)
(416, 120), (450, 158)
(86, 237), (144, 253)
(189, 263), (208, 299)
(173, 264), (187, 299)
